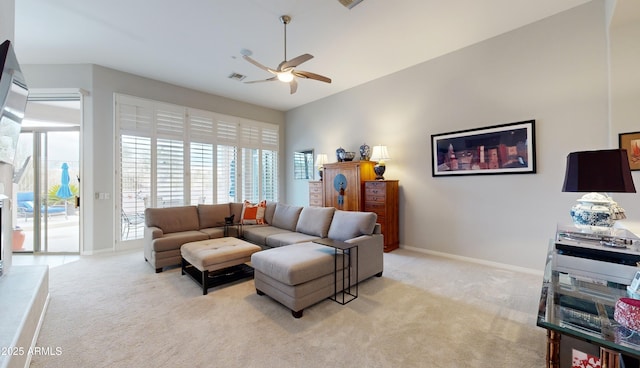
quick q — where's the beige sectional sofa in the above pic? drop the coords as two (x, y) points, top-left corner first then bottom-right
(144, 201), (384, 316)
(144, 202), (383, 274)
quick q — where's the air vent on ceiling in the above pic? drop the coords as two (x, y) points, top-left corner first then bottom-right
(338, 0), (364, 9)
(228, 72), (246, 81)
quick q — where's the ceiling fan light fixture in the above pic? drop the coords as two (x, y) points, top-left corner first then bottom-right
(277, 71), (294, 83)
(243, 14), (332, 94)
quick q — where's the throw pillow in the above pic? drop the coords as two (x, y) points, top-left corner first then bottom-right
(241, 200), (266, 225)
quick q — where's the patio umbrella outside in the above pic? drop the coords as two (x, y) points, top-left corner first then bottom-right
(56, 163), (73, 216)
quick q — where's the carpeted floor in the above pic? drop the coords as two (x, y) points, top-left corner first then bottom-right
(30, 248), (546, 367)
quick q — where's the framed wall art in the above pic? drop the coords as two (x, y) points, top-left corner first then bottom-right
(619, 131), (640, 171)
(431, 120), (536, 177)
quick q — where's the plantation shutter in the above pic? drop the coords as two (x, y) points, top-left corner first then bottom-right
(155, 104), (186, 207)
(261, 125), (279, 201)
(116, 98), (153, 240)
(189, 110), (216, 204)
(115, 93), (279, 241)
(216, 119), (238, 203)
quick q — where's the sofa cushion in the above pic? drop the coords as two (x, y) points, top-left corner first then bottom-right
(327, 210), (378, 241)
(271, 203), (303, 231)
(296, 206), (335, 237)
(242, 225), (291, 246)
(251, 242), (346, 286)
(145, 206), (200, 234)
(197, 204), (230, 229)
(263, 201), (277, 225)
(241, 200), (266, 225)
(151, 230), (208, 252)
(229, 202), (244, 224)
(265, 232), (322, 248)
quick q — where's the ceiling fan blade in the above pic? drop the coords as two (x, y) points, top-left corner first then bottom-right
(244, 76), (278, 84)
(293, 70), (332, 84)
(289, 79), (298, 94)
(281, 54), (314, 70)
(243, 55), (277, 74)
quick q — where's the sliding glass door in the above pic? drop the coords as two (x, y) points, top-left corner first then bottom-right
(13, 97), (81, 254)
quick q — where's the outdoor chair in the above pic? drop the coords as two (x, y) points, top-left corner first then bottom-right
(122, 210), (145, 238)
(16, 192), (67, 221)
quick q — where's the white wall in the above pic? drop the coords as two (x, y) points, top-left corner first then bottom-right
(610, 14), (640, 234)
(21, 64), (285, 254)
(285, 1), (615, 271)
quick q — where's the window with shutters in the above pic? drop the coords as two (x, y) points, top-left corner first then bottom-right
(190, 142), (214, 205)
(115, 94), (279, 242)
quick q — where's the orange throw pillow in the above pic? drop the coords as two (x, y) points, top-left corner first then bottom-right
(241, 200), (266, 225)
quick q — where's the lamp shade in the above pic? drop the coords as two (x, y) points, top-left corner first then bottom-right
(562, 149), (636, 193)
(315, 153), (328, 167)
(370, 145), (391, 162)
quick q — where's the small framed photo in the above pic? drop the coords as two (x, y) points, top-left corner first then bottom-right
(431, 120), (536, 177)
(619, 131), (640, 171)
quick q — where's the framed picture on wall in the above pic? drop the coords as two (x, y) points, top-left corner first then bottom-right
(619, 131), (640, 171)
(431, 120), (536, 177)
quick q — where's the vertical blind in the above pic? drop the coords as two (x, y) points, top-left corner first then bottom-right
(115, 94), (279, 241)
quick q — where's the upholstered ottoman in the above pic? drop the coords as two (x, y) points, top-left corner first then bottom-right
(181, 237), (261, 295)
(251, 242), (350, 318)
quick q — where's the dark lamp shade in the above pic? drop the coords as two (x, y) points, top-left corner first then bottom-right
(562, 149), (636, 193)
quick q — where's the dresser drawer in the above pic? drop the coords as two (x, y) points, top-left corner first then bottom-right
(365, 192), (386, 202)
(365, 181), (387, 189)
(365, 202), (386, 215)
(309, 186), (323, 194)
(310, 192), (323, 200)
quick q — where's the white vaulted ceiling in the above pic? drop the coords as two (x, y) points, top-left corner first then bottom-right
(15, 0), (596, 111)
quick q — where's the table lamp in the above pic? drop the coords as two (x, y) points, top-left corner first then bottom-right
(315, 153), (328, 180)
(370, 145), (391, 180)
(562, 149), (636, 232)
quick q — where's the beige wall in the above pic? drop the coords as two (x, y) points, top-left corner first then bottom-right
(285, 1), (622, 271)
(610, 10), (640, 234)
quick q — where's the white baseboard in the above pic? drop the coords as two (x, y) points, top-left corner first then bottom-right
(402, 245), (543, 276)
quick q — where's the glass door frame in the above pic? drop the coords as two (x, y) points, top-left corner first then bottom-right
(15, 89), (85, 255)
(21, 127), (80, 253)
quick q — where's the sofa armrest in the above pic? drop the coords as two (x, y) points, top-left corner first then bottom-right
(345, 233), (384, 281)
(145, 226), (164, 240)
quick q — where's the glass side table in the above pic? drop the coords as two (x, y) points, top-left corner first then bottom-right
(537, 243), (640, 368)
(313, 238), (358, 305)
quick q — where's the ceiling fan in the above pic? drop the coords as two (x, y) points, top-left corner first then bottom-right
(243, 15), (332, 94)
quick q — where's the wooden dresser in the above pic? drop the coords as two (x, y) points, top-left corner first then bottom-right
(364, 180), (399, 252)
(322, 161), (376, 211)
(308, 180), (324, 207)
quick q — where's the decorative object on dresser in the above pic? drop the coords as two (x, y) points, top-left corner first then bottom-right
(336, 147), (346, 162)
(308, 180), (324, 207)
(314, 153), (328, 180)
(342, 152), (356, 161)
(562, 149), (636, 232)
(359, 143), (371, 161)
(364, 180), (399, 252)
(322, 161), (376, 211)
(370, 145), (391, 180)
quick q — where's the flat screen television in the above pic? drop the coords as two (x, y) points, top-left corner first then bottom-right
(0, 40), (29, 165)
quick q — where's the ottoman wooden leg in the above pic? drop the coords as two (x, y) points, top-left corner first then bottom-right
(292, 309), (303, 318)
(202, 270), (209, 295)
(257, 289), (265, 296)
